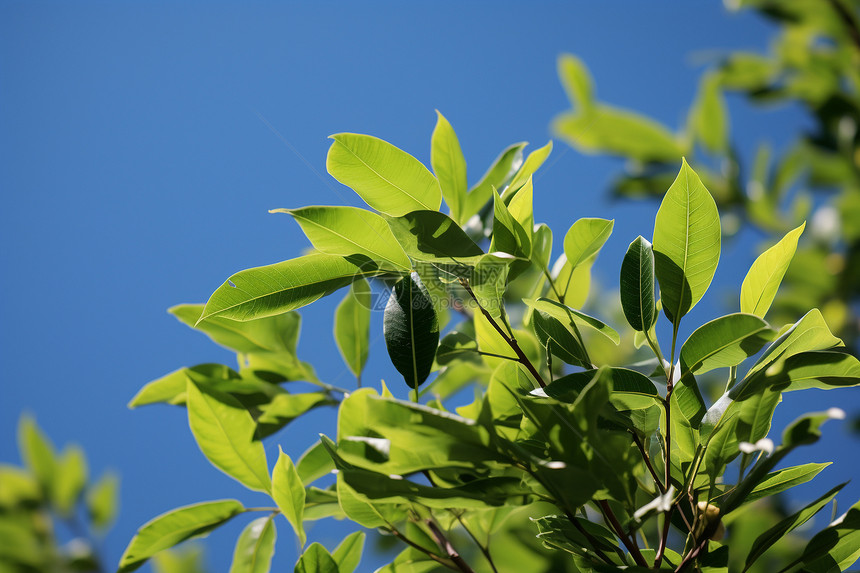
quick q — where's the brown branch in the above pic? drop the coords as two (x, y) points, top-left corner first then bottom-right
(426, 519), (477, 573)
(632, 432), (665, 494)
(598, 500), (649, 568)
(388, 526), (458, 571)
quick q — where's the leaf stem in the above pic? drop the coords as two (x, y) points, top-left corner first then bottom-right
(387, 525), (458, 571)
(598, 500), (649, 568)
(541, 267), (563, 301)
(426, 518), (477, 573)
(631, 432), (665, 494)
(453, 513), (499, 573)
(458, 278), (546, 388)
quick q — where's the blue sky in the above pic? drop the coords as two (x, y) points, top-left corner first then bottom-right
(1, 2), (857, 571)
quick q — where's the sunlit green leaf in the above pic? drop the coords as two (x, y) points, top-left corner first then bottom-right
(119, 500), (245, 573)
(332, 531), (365, 573)
(462, 142), (526, 220)
(171, 305), (302, 356)
(653, 159), (721, 324)
(334, 278), (371, 380)
(507, 141), (552, 194)
(326, 133), (441, 216)
(17, 415), (56, 499)
(295, 542), (340, 573)
(383, 274), (440, 388)
(680, 313), (774, 375)
(791, 499), (860, 572)
(186, 380), (271, 494)
(431, 111), (468, 224)
(563, 217), (613, 272)
(87, 471), (119, 531)
(128, 364), (240, 408)
(296, 441), (335, 486)
(490, 188), (530, 258)
(53, 444), (88, 517)
(539, 367), (660, 410)
(199, 254), (383, 323)
(772, 350), (860, 392)
(272, 447), (306, 547)
(557, 53), (594, 113)
(740, 222), (805, 317)
(746, 462), (831, 504)
(523, 298), (620, 345)
(230, 516), (277, 573)
(689, 73), (729, 154)
(619, 236), (657, 332)
(386, 210), (483, 265)
(274, 206), (411, 271)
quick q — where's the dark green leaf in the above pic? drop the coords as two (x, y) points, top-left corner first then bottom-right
(386, 210), (483, 265)
(539, 367), (660, 411)
(383, 274), (440, 388)
(620, 236), (657, 332)
(791, 499), (860, 572)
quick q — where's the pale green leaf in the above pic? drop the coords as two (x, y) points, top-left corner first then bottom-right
(294, 542), (340, 573)
(53, 445), (88, 517)
(689, 73), (729, 154)
(128, 364), (240, 408)
(230, 516), (277, 573)
(87, 471), (119, 531)
(746, 462), (831, 504)
(431, 111), (467, 224)
(740, 222), (805, 317)
(274, 206), (411, 271)
(332, 531), (365, 573)
(462, 142), (526, 220)
(186, 380), (271, 494)
(334, 278), (371, 379)
(296, 441), (336, 486)
(272, 447), (306, 547)
(507, 141), (552, 193)
(653, 159), (721, 323)
(170, 304), (302, 355)
(680, 313), (775, 375)
(557, 53), (594, 113)
(563, 217), (613, 272)
(119, 500), (245, 572)
(199, 253), (383, 323)
(326, 133), (441, 216)
(17, 415), (56, 498)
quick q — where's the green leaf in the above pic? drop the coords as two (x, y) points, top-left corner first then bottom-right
(470, 254), (511, 319)
(53, 444), (88, 517)
(531, 307), (588, 367)
(334, 278), (371, 379)
(490, 188), (529, 258)
(746, 462), (831, 504)
(296, 440), (336, 486)
(186, 379), (271, 494)
(119, 500), (245, 573)
(383, 274), (440, 388)
(386, 210), (484, 265)
(86, 471), (119, 530)
(539, 367), (660, 410)
(199, 253), (382, 323)
(744, 482), (845, 572)
(653, 159), (721, 323)
(462, 142), (526, 219)
(255, 392), (335, 432)
(740, 222), (805, 317)
(129, 364), (241, 408)
(553, 105), (684, 163)
(619, 236), (657, 332)
(557, 53), (594, 113)
(431, 111), (467, 224)
(294, 542), (340, 573)
(680, 313), (775, 375)
(273, 206), (411, 271)
(332, 531), (365, 573)
(507, 141), (552, 193)
(151, 545), (206, 573)
(563, 217), (613, 272)
(272, 447), (306, 547)
(689, 73), (729, 154)
(435, 330), (480, 366)
(523, 298), (620, 345)
(171, 305), (302, 355)
(230, 516), (277, 573)
(326, 133), (441, 216)
(774, 350), (860, 392)
(17, 415), (56, 499)
(791, 499), (860, 572)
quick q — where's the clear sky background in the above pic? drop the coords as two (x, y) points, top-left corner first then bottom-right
(2, 2), (858, 571)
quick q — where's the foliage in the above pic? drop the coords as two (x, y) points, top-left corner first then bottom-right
(121, 114), (860, 572)
(0, 416), (119, 572)
(552, 0), (860, 350)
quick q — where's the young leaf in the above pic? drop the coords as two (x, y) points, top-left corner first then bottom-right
(386, 210), (484, 264)
(17, 415), (56, 499)
(470, 254), (511, 320)
(334, 279), (371, 380)
(296, 440), (336, 486)
(274, 206), (411, 271)
(198, 253), (382, 323)
(326, 133), (441, 216)
(740, 222), (806, 317)
(490, 188), (529, 258)
(431, 111), (467, 224)
(383, 273), (440, 388)
(332, 531), (365, 573)
(229, 516), (277, 573)
(294, 542), (340, 573)
(86, 471), (119, 531)
(652, 159), (721, 324)
(53, 445), (88, 517)
(563, 217), (613, 272)
(557, 53), (594, 113)
(272, 447), (306, 547)
(745, 462), (831, 503)
(689, 73), (729, 154)
(679, 313), (775, 375)
(118, 500), (245, 573)
(170, 305), (302, 356)
(462, 142), (526, 219)
(186, 380), (271, 494)
(619, 235), (656, 332)
(743, 482), (845, 572)
(507, 141), (552, 193)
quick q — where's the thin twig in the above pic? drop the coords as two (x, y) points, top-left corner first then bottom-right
(454, 513), (499, 573)
(388, 526), (458, 571)
(598, 500), (649, 567)
(426, 519), (477, 573)
(632, 432), (665, 494)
